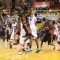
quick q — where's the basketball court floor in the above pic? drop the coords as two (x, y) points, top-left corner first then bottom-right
(0, 22), (60, 60)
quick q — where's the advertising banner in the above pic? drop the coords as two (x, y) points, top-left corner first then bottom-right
(34, 2), (50, 8)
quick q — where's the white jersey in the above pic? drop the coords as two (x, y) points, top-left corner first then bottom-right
(54, 24), (58, 36)
(28, 15), (37, 38)
(57, 23), (60, 42)
(10, 22), (17, 40)
(19, 22), (30, 44)
(29, 15), (37, 26)
(19, 22), (26, 44)
(58, 31), (60, 42)
(20, 22), (26, 37)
